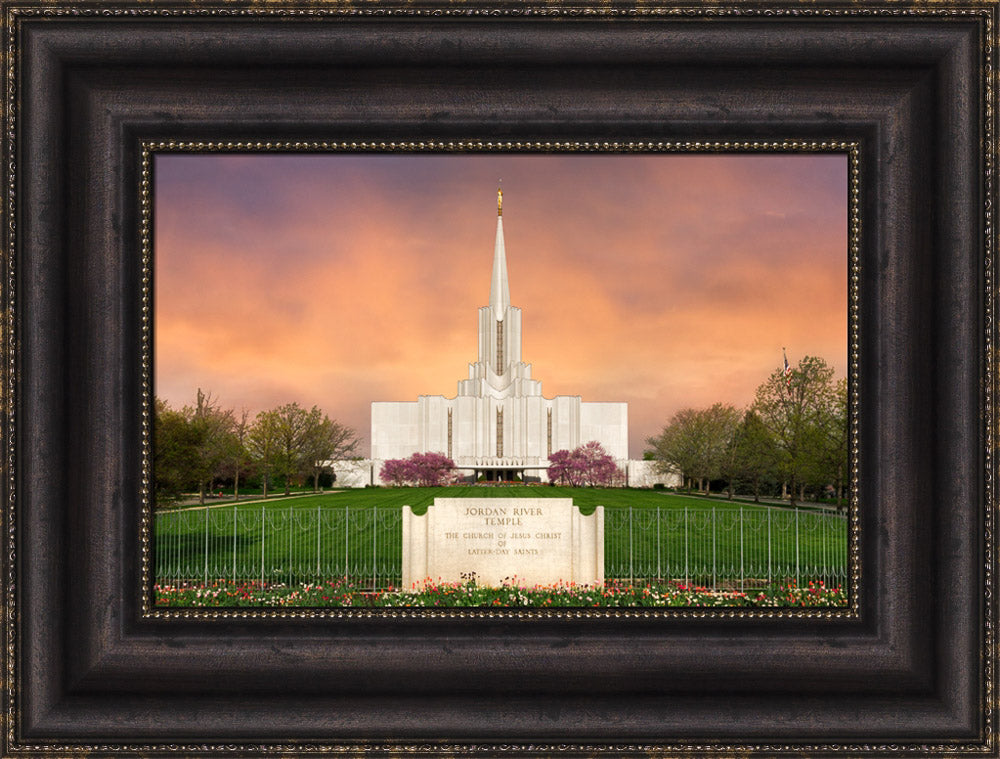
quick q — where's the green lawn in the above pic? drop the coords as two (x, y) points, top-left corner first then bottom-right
(161, 485), (811, 514)
(154, 486), (848, 591)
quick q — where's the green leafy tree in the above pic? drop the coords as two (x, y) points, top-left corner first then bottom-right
(646, 403), (740, 493)
(646, 408), (701, 492)
(154, 398), (200, 504)
(154, 392), (241, 505)
(223, 408), (252, 501)
(700, 403), (742, 495)
(270, 403), (313, 495)
(186, 389), (238, 505)
(752, 355), (839, 506)
(249, 403), (359, 497)
(302, 409), (359, 492)
(813, 377), (849, 508)
(728, 409), (782, 502)
(248, 409), (281, 499)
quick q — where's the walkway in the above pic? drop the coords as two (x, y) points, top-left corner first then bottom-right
(661, 490), (846, 513)
(163, 491), (346, 513)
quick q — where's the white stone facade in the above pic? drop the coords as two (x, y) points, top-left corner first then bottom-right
(332, 457), (682, 489)
(369, 191), (629, 483)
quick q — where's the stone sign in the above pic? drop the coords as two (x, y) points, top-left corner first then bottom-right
(402, 498), (604, 588)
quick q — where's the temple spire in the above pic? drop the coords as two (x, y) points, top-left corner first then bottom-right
(489, 188), (510, 320)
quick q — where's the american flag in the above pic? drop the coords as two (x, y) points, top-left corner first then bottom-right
(783, 348), (793, 388)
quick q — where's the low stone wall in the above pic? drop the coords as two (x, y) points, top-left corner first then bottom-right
(329, 459), (377, 488)
(625, 459), (682, 489)
(402, 498), (603, 588)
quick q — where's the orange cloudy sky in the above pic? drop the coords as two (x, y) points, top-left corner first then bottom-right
(154, 153), (847, 458)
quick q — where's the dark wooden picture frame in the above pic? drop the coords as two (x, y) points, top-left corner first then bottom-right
(2, 2), (995, 755)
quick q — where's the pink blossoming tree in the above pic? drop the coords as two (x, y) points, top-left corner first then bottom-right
(380, 452), (457, 487)
(379, 458), (411, 487)
(547, 441), (625, 487)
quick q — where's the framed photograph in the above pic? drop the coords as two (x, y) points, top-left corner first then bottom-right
(3, 0), (995, 755)
(150, 150), (853, 611)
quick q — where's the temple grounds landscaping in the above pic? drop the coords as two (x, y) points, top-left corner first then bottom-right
(154, 486), (848, 606)
(154, 576), (845, 608)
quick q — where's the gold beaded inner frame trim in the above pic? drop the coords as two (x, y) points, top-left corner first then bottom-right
(140, 139), (862, 622)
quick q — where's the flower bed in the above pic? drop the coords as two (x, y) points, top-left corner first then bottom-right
(154, 577), (846, 608)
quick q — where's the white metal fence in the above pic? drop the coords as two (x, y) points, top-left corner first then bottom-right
(154, 504), (848, 590)
(155, 505), (403, 588)
(603, 505), (847, 590)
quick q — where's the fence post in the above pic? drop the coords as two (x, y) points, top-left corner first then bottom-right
(684, 506), (689, 586)
(767, 507), (772, 585)
(656, 506), (661, 582)
(825, 512), (831, 585)
(372, 508), (378, 589)
(260, 504), (265, 585)
(203, 503), (209, 585)
(817, 512), (822, 585)
(232, 507), (237, 583)
(712, 507), (717, 588)
(739, 506), (744, 593)
(287, 508), (293, 586)
(628, 506), (634, 586)
(169, 513), (174, 585)
(795, 505), (800, 585)
(344, 506), (350, 581)
(316, 504), (321, 578)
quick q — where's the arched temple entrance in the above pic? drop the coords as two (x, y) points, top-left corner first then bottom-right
(484, 469), (520, 482)
(467, 465), (547, 483)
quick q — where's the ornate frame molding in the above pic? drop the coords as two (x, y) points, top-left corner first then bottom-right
(3, 4), (995, 755)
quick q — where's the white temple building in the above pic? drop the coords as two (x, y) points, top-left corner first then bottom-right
(332, 190), (677, 489)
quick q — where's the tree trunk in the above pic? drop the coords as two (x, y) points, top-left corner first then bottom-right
(727, 482), (733, 500)
(788, 478), (797, 507)
(199, 482), (205, 506)
(799, 483), (806, 503)
(313, 471), (320, 492)
(262, 474), (268, 499)
(284, 478), (291, 497)
(234, 471), (239, 502)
